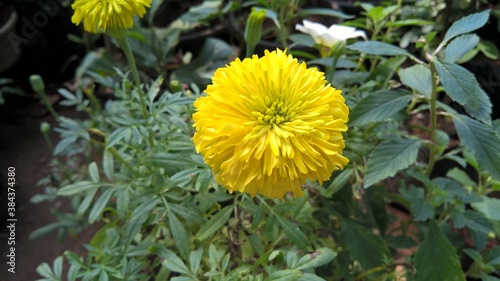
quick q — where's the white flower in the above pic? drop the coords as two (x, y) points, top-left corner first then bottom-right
(295, 20), (367, 48)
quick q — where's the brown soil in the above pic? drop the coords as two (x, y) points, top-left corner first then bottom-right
(0, 100), (98, 281)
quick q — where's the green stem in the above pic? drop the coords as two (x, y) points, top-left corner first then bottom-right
(246, 44), (256, 58)
(107, 146), (133, 170)
(114, 35), (155, 147)
(38, 90), (60, 120)
(277, 8), (288, 49)
(425, 61), (439, 177)
(329, 55), (339, 83)
(114, 35), (148, 119)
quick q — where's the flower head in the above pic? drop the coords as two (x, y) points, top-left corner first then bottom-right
(296, 20), (367, 48)
(71, 0), (152, 33)
(192, 49), (349, 199)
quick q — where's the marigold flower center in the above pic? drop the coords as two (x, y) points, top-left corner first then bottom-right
(254, 97), (295, 125)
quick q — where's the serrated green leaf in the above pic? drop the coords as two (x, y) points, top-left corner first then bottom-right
(168, 208), (191, 259)
(443, 10), (490, 44)
(472, 197), (500, 221)
(365, 138), (422, 187)
(398, 64), (432, 97)
(57, 181), (100, 196)
(293, 248), (337, 270)
(342, 220), (389, 271)
(348, 41), (412, 57)
(196, 205), (233, 241)
(452, 114), (500, 180)
(264, 269), (302, 281)
(444, 34), (480, 62)
(452, 210), (493, 234)
(435, 59), (492, 124)
(463, 248), (484, 263)
(400, 185), (434, 221)
(89, 187), (114, 224)
(349, 89), (413, 126)
(414, 220), (465, 281)
(275, 215), (310, 250)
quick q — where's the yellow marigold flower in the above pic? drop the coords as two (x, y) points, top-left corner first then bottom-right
(71, 0), (151, 33)
(193, 49), (349, 199)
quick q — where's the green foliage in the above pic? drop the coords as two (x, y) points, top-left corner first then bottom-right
(31, 2), (500, 281)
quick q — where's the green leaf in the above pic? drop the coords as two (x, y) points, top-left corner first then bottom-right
(435, 59), (492, 124)
(167, 208), (191, 259)
(478, 39), (499, 60)
(88, 162), (100, 183)
(158, 248), (191, 275)
(57, 181), (100, 196)
(29, 222), (61, 240)
(349, 89), (413, 126)
(275, 215), (311, 250)
(106, 127), (131, 148)
(452, 114), (500, 180)
(364, 138), (422, 187)
(36, 262), (56, 278)
(481, 273), (500, 281)
(453, 211), (493, 235)
(384, 19), (434, 27)
(398, 64), (432, 97)
(196, 205), (233, 241)
(89, 187), (114, 224)
(144, 152), (198, 168)
(348, 41), (412, 57)
(102, 149), (114, 180)
(342, 220), (389, 270)
(293, 248), (337, 270)
(444, 34), (480, 63)
(443, 10), (490, 44)
(472, 197), (500, 221)
(296, 8), (353, 19)
(414, 220), (465, 281)
(53, 256), (63, 278)
(264, 269), (302, 281)
(189, 248), (203, 275)
(367, 56), (407, 88)
(400, 185), (434, 221)
(324, 167), (353, 198)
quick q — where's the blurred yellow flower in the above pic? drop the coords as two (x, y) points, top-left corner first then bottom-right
(71, 0), (151, 33)
(193, 49), (349, 199)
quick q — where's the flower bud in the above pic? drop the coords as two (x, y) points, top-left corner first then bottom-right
(29, 74), (45, 93)
(169, 80), (182, 93)
(40, 122), (51, 133)
(244, 8), (266, 49)
(331, 40), (346, 58)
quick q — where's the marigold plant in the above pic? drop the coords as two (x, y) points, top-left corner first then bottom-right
(192, 49), (349, 199)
